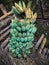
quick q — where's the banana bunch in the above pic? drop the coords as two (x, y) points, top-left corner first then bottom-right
(9, 18), (37, 58)
(9, 1), (37, 58)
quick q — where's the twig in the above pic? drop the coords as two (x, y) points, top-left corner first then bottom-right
(5, 44), (9, 51)
(8, 54), (16, 65)
(0, 25), (10, 35)
(0, 11), (12, 20)
(1, 37), (10, 48)
(0, 15), (15, 30)
(42, 48), (48, 55)
(0, 29), (10, 41)
(0, 18), (11, 30)
(0, 4), (7, 14)
(39, 38), (46, 54)
(35, 34), (44, 49)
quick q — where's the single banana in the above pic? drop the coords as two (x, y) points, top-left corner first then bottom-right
(19, 1), (22, 9)
(22, 1), (26, 11)
(25, 8), (32, 19)
(15, 3), (23, 13)
(32, 12), (37, 19)
(12, 6), (20, 15)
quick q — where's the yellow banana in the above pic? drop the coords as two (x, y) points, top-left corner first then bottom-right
(25, 8), (32, 19)
(32, 12), (37, 19)
(15, 3), (23, 13)
(22, 1), (26, 11)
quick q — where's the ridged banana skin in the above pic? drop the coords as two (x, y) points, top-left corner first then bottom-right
(22, 1), (26, 11)
(32, 12), (37, 19)
(12, 6), (20, 15)
(25, 8), (32, 19)
(15, 3), (23, 12)
(19, 1), (23, 9)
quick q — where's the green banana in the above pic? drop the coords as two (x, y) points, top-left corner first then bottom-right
(19, 1), (22, 9)
(15, 3), (23, 13)
(12, 6), (20, 15)
(22, 1), (26, 11)
(27, 1), (32, 8)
